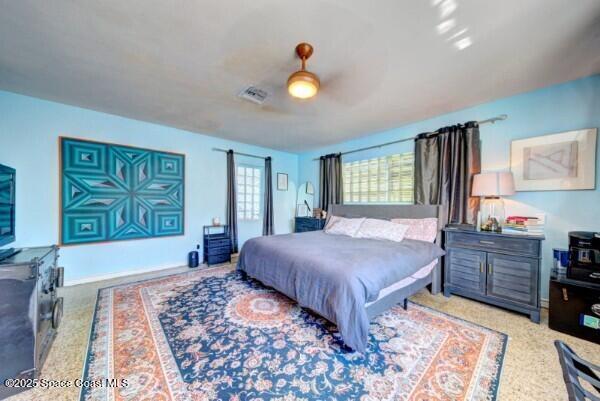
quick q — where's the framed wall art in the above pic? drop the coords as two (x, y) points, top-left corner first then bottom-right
(306, 181), (314, 195)
(510, 128), (597, 191)
(277, 172), (288, 191)
(60, 137), (185, 245)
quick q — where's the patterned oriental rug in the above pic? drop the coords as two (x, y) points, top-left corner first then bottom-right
(81, 267), (507, 401)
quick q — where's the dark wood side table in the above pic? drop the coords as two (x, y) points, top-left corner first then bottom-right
(443, 226), (544, 323)
(549, 269), (600, 344)
(294, 217), (326, 233)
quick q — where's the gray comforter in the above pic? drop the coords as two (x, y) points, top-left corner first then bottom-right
(237, 230), (445, 352)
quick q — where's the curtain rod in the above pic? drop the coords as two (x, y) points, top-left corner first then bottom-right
(312, 114), (508, 160)
(212, 147), (269, 160)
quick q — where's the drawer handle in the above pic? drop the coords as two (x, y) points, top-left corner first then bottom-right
(562, 288), (569, 301)
(488, 263), (493, 275)
(479, 262), (484, 273)
(479, 240), (495, 245)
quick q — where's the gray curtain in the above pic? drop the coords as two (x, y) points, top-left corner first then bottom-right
(414, 122), (481, 225)
(226, 150), (238, 253)
(263, 157), (274, 236)
(319, 153), (343, 211)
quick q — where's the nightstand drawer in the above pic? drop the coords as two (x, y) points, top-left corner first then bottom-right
(205, 238), (231, 248)
(446, 231), (540, 257)
(205, 253), (231, 265)
(295, 217), (325, 233)
(204, 245), (231, 256)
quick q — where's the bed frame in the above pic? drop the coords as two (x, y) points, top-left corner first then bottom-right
(328, 204), (443, 320)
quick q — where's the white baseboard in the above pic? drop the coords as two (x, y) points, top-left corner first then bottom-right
(64, 263), (191, 286)
(64, 255), (238, 287)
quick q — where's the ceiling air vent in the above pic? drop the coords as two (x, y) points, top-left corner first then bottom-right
(238, 86), (268, 105)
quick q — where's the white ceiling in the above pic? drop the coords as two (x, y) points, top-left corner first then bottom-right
(1, 0), (599, 152)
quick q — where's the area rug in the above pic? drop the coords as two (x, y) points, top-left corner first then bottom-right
(80, 267), (507, 401)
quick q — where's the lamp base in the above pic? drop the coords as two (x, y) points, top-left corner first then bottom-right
(481, 217), (502, 233)
(479, 197), (505, 232)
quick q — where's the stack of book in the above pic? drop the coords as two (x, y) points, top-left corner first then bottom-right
(503, 216), (545, 236)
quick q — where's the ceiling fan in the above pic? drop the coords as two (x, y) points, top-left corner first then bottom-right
(236, 40), (376, 112)
(287, 42), (320, 99)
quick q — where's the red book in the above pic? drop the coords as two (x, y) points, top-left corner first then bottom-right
(507, 216), (539, 223)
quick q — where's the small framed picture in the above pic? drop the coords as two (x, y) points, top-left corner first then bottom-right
(306, 182), (314, 195)
(277, 173), (288, 191)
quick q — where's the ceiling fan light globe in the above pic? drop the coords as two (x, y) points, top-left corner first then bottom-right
(287, 70), (320, 99)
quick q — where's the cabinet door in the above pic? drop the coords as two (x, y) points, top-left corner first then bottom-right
(486, 253), (538, 307)
(446, 248), (487, 294)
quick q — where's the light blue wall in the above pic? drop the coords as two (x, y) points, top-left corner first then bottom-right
(298, 74), (600, 299)
(1, 75), (598, 295)
(0, 91), (298, 283)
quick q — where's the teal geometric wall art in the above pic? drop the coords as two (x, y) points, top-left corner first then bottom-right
(60, 137), (185, 245)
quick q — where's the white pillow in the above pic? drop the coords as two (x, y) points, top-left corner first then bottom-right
(355, 218), (409, 242)
(390, 218), (438, 243)
(325, 217), (365, 237)
(324, 215), (342, 231)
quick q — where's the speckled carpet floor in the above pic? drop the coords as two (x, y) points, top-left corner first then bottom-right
(5, 264), (600, 401)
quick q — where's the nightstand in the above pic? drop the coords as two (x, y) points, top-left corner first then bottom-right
(203, 225), (232, 266)
(294, 217), (326, 233)
(443, 226), (544, 323)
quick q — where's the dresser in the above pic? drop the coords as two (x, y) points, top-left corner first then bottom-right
(0, 246), (63, 399)
(443, 227), (544, 323)
(294, 217), (326, 233)
(203, 225), (232, 266)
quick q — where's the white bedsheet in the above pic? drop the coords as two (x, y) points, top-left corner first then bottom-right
(365, 260), (438, 307)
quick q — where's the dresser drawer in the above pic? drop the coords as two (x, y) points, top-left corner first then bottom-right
(446, 231), (540, 257)
(205, 253), (231, 265)
(204, 245), (231, 257)
(205, 238), (231, 248)
(295, 217), (325, 233)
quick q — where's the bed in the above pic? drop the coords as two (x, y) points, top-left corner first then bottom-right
(237, 204), (445, 352)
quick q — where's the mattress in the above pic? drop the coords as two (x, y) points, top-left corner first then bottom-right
(237, 230), (445, 352)
(365, 260), (438, 307)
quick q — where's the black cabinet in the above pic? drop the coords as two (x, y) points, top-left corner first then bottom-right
(549, 272), (600, 344)
(0, 246), (63, 400)
(294, 217), (326, 233)
(443, 227), (543, 323)
(203, 225), (232, 266)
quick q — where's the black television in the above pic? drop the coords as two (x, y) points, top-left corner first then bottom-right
(0, 164), (16, 252)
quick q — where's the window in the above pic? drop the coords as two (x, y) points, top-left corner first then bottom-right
(237, 165), (261, 220)
(343, 152), (414, 204)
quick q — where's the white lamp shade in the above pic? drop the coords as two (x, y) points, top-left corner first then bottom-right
(472, 172), (515, 197)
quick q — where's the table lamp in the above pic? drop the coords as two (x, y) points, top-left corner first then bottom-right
(472, 172), (515, 232)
